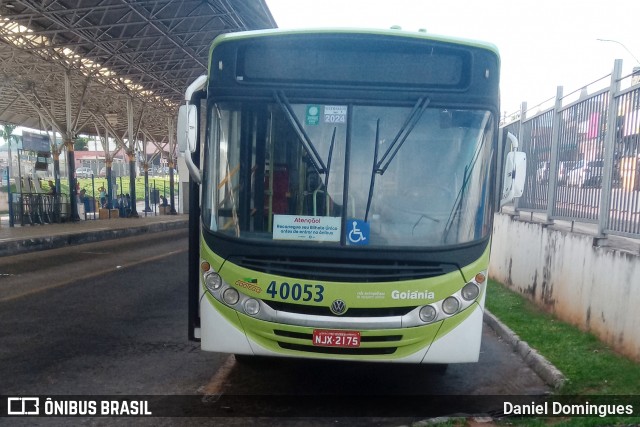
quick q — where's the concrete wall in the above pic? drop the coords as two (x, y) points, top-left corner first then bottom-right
(489, 212), (640, 362)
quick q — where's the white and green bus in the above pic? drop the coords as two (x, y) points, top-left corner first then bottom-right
(178, 28), (525, 364)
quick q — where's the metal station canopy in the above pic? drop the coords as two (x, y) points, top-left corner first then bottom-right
(0, 0), (276, 142)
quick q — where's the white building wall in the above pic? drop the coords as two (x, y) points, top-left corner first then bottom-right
(490, 212), (640, 361)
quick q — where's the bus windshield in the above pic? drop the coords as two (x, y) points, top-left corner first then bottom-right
(202, 100), (495, 248)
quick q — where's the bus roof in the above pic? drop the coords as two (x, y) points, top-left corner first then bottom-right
(209, 27), (500, 62)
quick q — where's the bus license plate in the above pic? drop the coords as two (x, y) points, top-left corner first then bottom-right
(312, 330), (360, 348)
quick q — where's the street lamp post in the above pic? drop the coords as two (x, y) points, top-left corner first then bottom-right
(597, 38), (640, 66)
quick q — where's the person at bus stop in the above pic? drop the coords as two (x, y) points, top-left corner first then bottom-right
(98, 186), (107, 208)
(118, 194), (126, 217)
(48, 180), (56, 195)
(78, 189), (90, 214)
(121, 193), (131, 216)
(160, 195), (168, 207)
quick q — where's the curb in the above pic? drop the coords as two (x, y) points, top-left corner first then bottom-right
(484, 310), (566, 390)
(0, 219), (189, 257)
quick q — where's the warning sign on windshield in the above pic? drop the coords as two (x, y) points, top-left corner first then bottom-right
(273, 215), (341, 242)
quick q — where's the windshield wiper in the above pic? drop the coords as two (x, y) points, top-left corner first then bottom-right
(375, 97), (430, 174)
(442, 135), (486, 242)
(363, 97), (430, 222)
(274, 91), (327, 174)
(364, 119), (381, 222)
(325, 126), (336, 187)
(442, 165), (470, 242)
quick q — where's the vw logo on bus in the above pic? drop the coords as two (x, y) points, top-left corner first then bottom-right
(330, 299), (347, 315)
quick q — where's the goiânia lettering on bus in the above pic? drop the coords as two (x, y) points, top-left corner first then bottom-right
(391, 290), (435, 300)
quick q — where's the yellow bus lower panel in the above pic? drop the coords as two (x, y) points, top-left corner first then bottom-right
(201, 292), (483, 363)
(239, 314), (438, 360)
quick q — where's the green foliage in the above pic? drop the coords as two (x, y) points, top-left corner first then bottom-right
(487, 280), (640, 395)
(75, 175), (177, 201)
(74, 136), (90, 151)
(0, 124), (17, 139)
(1, 174), (177, 215)
(0, 124), (20, 148)
(487, 281), (640, 426)
(486, 280), (640, 427)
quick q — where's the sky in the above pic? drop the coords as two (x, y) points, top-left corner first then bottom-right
(266, 0), (640, 117)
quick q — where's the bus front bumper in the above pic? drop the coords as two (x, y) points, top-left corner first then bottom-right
(200, 293), (484, 364)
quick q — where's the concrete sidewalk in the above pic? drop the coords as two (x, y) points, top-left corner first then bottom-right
(0, 202), (188, 257)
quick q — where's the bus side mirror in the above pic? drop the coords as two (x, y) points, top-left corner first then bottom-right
(500, 133), (527, 207)
(177, 75), (207, 185)
(177, 104), (197, 154)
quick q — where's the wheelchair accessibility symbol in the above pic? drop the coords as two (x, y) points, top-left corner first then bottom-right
(347, 219), (369, 245)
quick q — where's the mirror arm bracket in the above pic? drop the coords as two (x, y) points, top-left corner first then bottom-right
(182, 151), (201, 184)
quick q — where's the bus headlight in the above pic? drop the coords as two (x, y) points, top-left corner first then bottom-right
(243, 298), (261, 316)
(461, 282), (480, 301)
(204, 272), (223, 292)
(222, 288), (240, 305)
(419, 305), (437, 323)
(442, 296), (460, 315)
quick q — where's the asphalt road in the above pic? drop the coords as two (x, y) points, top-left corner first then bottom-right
(0, 230), (550, 425)
(0, 230), (224, 397)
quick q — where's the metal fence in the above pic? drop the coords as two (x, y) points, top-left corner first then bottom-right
(500, 59), (640, 239)
(12, 193), (70, 226)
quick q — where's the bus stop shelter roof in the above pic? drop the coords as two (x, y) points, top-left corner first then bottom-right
(0, 0), (276, 141)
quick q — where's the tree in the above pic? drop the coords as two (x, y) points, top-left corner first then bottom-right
(0, 124), (19, 149)
(74, 136), (90, 151)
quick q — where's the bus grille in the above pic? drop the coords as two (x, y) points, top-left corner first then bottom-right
(227, 255), (450, 282)
(264, 300), (414, 317)
(274, 330), (400, 355)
